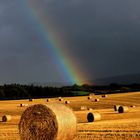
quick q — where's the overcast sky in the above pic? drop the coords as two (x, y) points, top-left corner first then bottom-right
(0, 0), (140, 85)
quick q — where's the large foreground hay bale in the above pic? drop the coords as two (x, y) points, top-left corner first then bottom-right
(19, 103), (77, 140)
(114, 105), (121, 111)
(74, 111), (101, 123)
(2, 115), (12, 122)
(118, 106), (129, 113)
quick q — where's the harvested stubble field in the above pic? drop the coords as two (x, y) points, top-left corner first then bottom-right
(0, 92), (140, 140)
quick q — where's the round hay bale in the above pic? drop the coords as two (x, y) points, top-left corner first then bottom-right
(102, 95), (108, 98)
(20, 103), (24, 107)
(65, 101), (70, 104)
(87, 112), (101, 122)
(24, 104), (29, 107)
(29, 99), (33, 102)
(88, 108), (93, 111)
(95, 99), (99, 102)
(59, 98), (63, 101)
(46, 99), (50, 102)
(19, 103), (77, 140)
(2, 115), (12, 122)
(74, 111), (101, 123)
(87, 96), (92, 100)
(80, 106), (87, 110)
(58, 97), (63, 101)
(114, 105), (121, 111)
(89, 93), (94, 96)
(20, 104), (28, 107)
(118, 106), (129, 113)
(130, 105), (136, 108)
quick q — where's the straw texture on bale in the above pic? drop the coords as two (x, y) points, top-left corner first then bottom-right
(19, 103), (77, 140)
(2, 115), (12, 122)
(118, 106), (129, 113)
(74, 111), (101, 123)
(114, 105), (121, 111)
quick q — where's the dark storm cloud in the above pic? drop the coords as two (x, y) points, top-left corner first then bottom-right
(0, 0), (65, 84)
(0, 0), (140, 84)
(43, 0), (140, 78)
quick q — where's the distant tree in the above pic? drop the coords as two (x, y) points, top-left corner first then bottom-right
(110, 83), (120, 89)
(0, 87), (5, 99)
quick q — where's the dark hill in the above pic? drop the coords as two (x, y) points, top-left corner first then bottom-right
(94, 73), (140, 85)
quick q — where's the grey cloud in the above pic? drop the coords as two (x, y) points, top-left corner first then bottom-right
(0, 0), (140, 84)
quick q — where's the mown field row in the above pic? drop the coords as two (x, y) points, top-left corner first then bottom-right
(0, 91), (140, 140)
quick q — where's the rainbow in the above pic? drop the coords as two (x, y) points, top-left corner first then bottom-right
(22, 0), (88, 85)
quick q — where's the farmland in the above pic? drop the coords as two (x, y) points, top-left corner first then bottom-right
(0, 91), (140, 140)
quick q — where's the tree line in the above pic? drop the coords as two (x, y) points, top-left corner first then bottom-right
(0, 83), (140, 100)
(0, 84), (71, 100)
